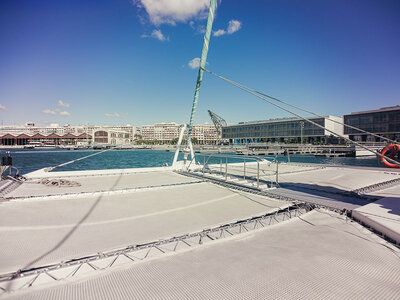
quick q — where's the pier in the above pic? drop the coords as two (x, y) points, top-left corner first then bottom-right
(233, 143), (355, 157)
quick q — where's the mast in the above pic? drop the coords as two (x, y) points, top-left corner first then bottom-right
(186, 0), (217, 145)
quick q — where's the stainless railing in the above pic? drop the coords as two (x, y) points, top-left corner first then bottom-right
(186, 153), (277, 189)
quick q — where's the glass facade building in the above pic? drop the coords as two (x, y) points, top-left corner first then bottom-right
(344, 106), (400, 142)
(222, 116), (343, 144)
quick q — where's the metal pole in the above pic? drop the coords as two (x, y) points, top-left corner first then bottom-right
(203, 156), (205, 175)
(300, 121), (304, 145)
(257, 161), (259, 189)
(243, 159), (246, 180)
(220, 158), (222, 174)
(225, 157), (228, 181)
(173, 124), (187, 168)
(275, 160), (279, 186)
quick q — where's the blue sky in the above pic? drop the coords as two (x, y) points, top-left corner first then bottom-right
(0, 0), (399, 126)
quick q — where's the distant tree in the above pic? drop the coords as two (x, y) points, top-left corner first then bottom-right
(171, 137), (191, 145)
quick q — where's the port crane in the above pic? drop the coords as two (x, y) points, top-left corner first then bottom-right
(208, 110), (227, 135)
(208, 110), (227, 144)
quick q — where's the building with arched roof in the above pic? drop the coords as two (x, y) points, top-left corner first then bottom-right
(0, 124), (139, 146)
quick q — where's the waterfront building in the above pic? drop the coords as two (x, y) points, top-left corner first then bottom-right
(141, 123), (219, 144)
(92, 127), (135, 145)
(191, 124), (220, 144)
(344, 106), (400, 142)
(222, 116), (345, 144)
(0, 124), (140, 146)
(141, 123), (179, 141)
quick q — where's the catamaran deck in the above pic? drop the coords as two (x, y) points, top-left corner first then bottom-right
(0, 163), (399, 299)
(0, 174), (291, 274)
(204, 161), (400, 194)
(3, 170), (200, 199)
(2, 209), (399, 300)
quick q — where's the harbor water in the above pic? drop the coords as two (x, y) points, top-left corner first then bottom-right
(2, 149), (383, 175)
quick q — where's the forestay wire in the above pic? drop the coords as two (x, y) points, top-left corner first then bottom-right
(201, 67), (400, 166)
(46, 146), (121, 172)
(202, 67), (398, 145)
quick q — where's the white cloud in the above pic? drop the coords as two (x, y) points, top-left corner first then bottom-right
(42, 100), (71, 116)
(59, 111), (71, 116)
(43, 109), (56, 115)
(188, 57), (200, 69)
(213, 29), (226, 37)
(58, 100), (70, 108)
(135, 0), (210, 26)
(151, 29), (165, 41)
(213, 19), (242, 37)
(151, 29), (166, 41)
(227, 20), (241, 34)
(105, 112), (120, 117)
(0, 104), (6, 111)
(141, 29), (168, 41)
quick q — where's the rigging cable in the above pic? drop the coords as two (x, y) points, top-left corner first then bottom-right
(46, 146), (121, 172)
(201, 67), (400, 166)
(203, 67), (398, 145)
(253, 90), (398, 145)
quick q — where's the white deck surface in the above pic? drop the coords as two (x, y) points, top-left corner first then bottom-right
(4, 171), (199, 199)
(196, 162), (400, 243)
(203, 162), (400, 211)
(3, 209), (400, 300)
(370, 184), (400, 198)
(24, 165), (174, 179)
(0, 172), (289, 274)
(275, 164), (399, 192)
(1, 164), (400, 299)
(208, 162), (400, 193)
(353, 197), (400, 244)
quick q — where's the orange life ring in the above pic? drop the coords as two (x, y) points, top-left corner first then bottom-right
(379, 144), (400, 168)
